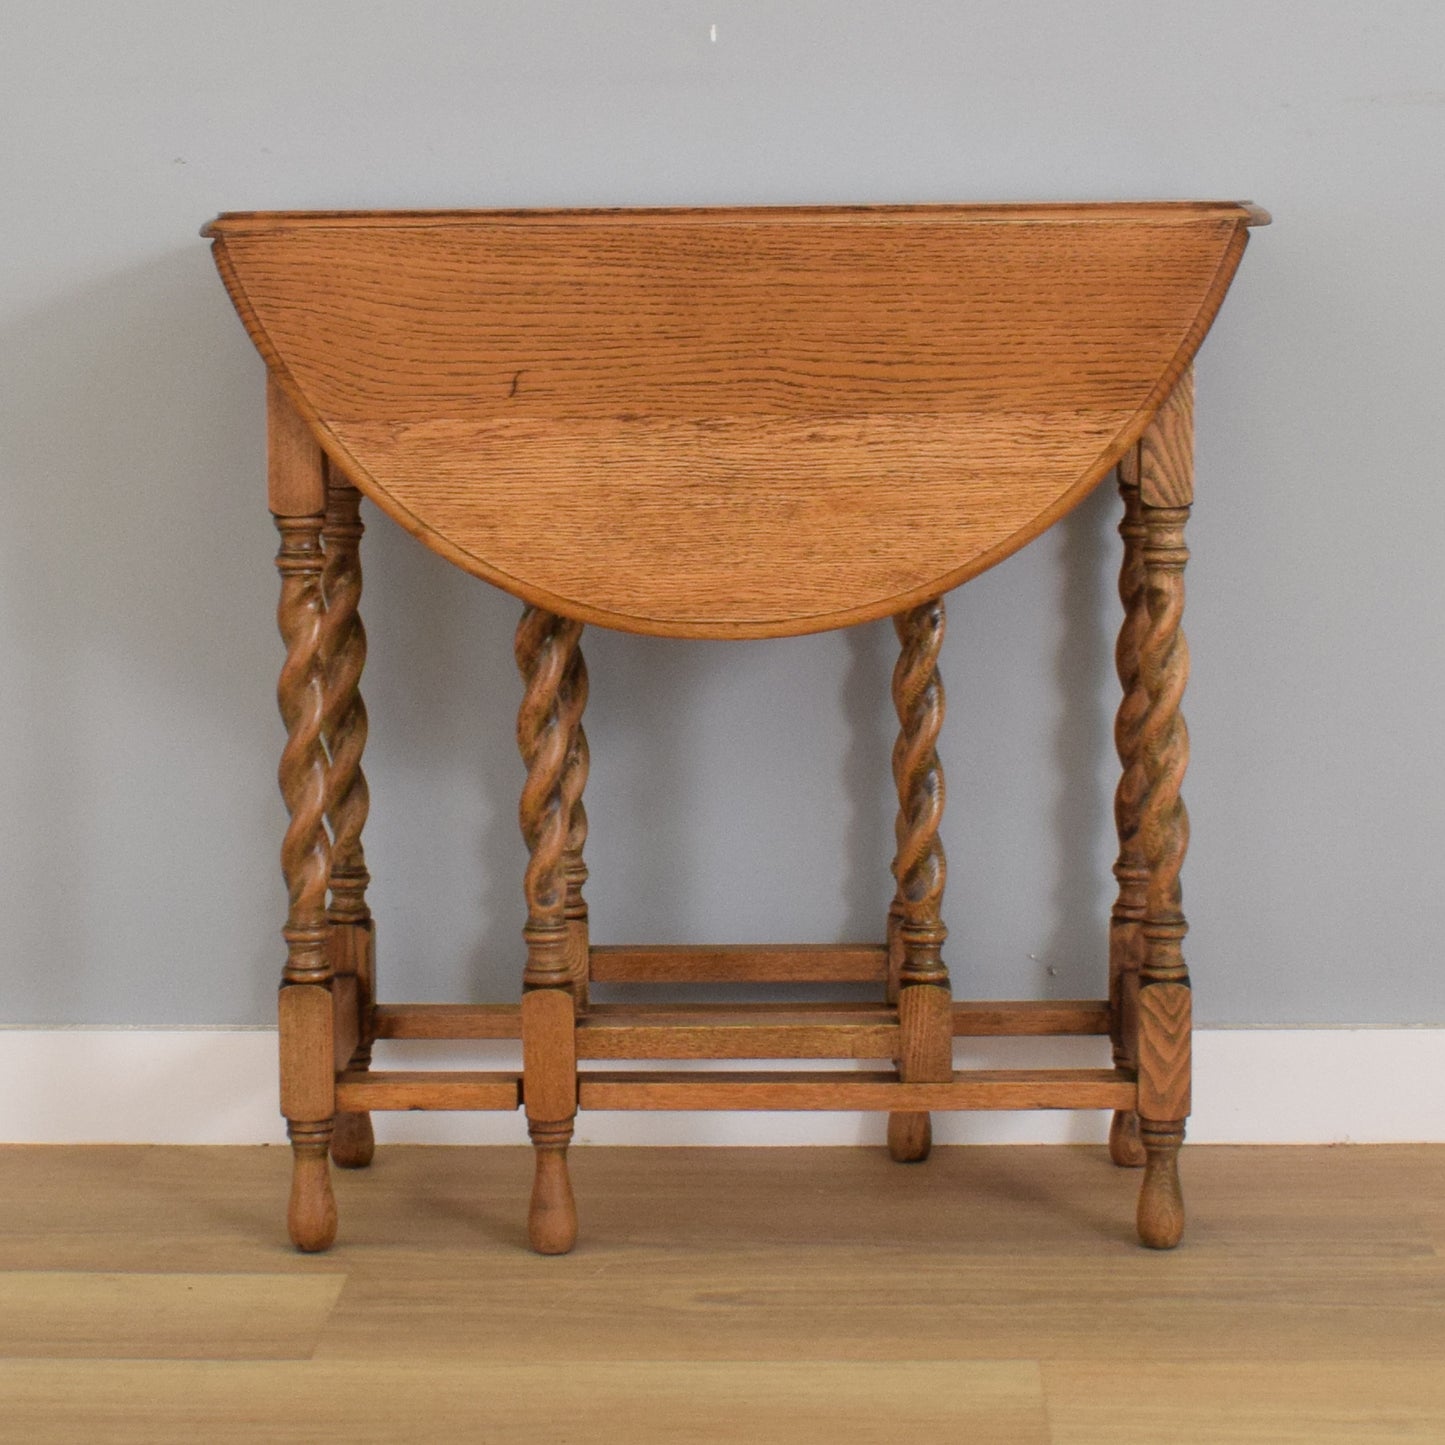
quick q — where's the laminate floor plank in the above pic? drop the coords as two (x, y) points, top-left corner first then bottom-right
(0, 1146), (327, 1274)
(0, 1145), (1440, 1440)
(0, 1360), (1048, 1445)
(313, 1248), (1445, 1364)
(1043, 1361), (1445, 1444)
(0, 1272), (344, 1360)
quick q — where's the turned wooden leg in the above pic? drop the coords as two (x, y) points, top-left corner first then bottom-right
(561, 644), (591, 1014)
(273, 501), (338, 1252)
(520, 612), (591, 1014)
(884, 895), (933, 1160)
(320, 469), (376, 1170)
(885, 897), (904, 1007)
(1108, 451), (1149, 1168)
(516, 606), (584, 1254)
(887, 599), (951, 1163)
(1133, 371), (1194, 1250)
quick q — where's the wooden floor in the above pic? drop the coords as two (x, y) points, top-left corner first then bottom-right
(0, 1145), (1441, 1442)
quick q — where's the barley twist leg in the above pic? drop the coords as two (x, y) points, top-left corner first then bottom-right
(887, 599), (951, 1163)
(560, 646), (591, 1013)
(1135, 504), (1191, 1246)
(516, 606), (583, 1253)
(1133, 374), (1195, 1249)
(1109, 457), (1150, 1167)
(319, 476), (376, 1170)
(275, 514), (337, 1252)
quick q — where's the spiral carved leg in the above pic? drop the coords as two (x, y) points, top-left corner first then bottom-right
(275, 512), (338, 1250)
(517, 607), (584, 1253)
(1131, 373), (1194, 1248)
(560, 644), (591, 1014)
(887, 599), (951, 1161)
(319, 475), (376, 1169)
(1109, 454), (1149, 1168)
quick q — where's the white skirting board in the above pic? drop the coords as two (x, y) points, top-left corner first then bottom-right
(0, 1028), (1441, 1146)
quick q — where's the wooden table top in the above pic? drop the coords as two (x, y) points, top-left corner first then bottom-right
(206, 203), (1266, 637)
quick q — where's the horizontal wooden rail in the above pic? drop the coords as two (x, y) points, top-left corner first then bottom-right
(578, 1002), (898, 1060)
(951, 1000), (1110, 1036)
(365, 999), (1112, 1047)
(373, 1004), (522, 1039)
(335, 1070), (521, 1111)
(577, 1068), (1135, 1112)
(588, 944), (888, 984)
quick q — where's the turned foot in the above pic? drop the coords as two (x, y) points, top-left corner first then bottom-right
(288, 1122), (338, 1252)
(887, 1111), (933, 1162)
(1109, 1109), (1147, 1168)
(1136, 1120), (1185, 1249)
(528, 1125), (578, 1255)
(330, 1110), (375, 1169)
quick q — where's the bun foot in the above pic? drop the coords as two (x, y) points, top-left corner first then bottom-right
(1109, 1108), (1147, 1167)
(887, 1111), (933, 1162)
(1136, 1120), (1186, 1249)
(528, 1131), (578, 1255)
(330, 1110), (375, 1169)
(287, 1123), (338, 1253)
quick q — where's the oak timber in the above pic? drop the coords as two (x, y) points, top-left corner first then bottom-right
(576, 1069), (1135, 1111)
(373, 1003), (522, 1039)
(206, 203), (1264, 638)
(588, 943), (889, 984)
(207, 202), (1265, 1254)
(334, 1071), (520, 1112)
(953, 1000), (1109, 1035)
(576, 1003), (900, 1060)
(363, 999), (1110, 1044)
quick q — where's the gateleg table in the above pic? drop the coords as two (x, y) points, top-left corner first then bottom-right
(203, 202), (1267, 1253)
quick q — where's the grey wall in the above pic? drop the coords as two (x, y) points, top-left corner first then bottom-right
(2, 1), (1441, 1027)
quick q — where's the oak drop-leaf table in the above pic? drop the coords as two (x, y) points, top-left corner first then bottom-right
(203, 202), (1267, 1255)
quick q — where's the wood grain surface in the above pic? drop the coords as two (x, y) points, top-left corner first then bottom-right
(0, 1272), (344, 1361)
(265, 372), (325, 517)
(276, 985), (333, 1123)
(208, 204), (1263, 636)
(575, 1068), (1134, 1111)
(587, 943), (889, 984)
(333, 1071), (520, 1112)
(953, 1000), (1109, 1035)
(364, 999), (1109, 1038)
(372, 1003), (523, 1039)
(575, 1003), (900, 1060)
